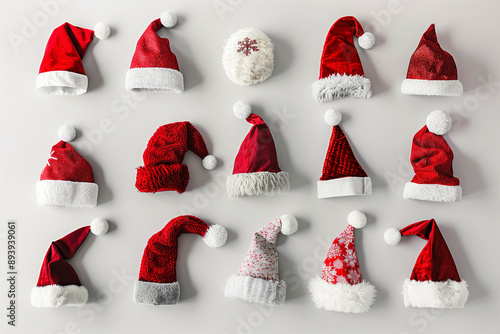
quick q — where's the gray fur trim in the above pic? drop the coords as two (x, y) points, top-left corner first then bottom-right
(227, 171), (289, 198)
(224, 275), (286, 307)
(133, 280), (180, 306)
(312, 74), (372, 102)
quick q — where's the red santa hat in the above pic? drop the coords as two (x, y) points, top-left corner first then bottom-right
(126, 12), (184, 93)
(384, 219), (469, 308)
(36, 22), (110, 95)
(227, 101), (290, 198)
(134, 215), (227, 306)
(36, 125), (98, 208)
(403, 110), (462, 202)
(401, 24), (463, 96)
(224, 215), (298, 306)
(309, 211), (376, 313)
(135, 121), (217, 194)
(31, 218), (109, 308)
(312, 16), (375, 102)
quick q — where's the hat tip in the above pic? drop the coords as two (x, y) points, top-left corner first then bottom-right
(91, 218), (109, 236)
(280, 214), (298, 235)
(58, 125), (76, 142)
(426, 110), (452, 135)
(161, 12), (178, 28)
(202, 155), (218, 170)
(203, 224), (227, 248)
(94, 23), (110, 40)
(233, 100), (252, 119)
(348, 211), (366, 229)
(358, 32), (375, 49)
(324, 109), (342, 126)
(384, 228), (401, 245)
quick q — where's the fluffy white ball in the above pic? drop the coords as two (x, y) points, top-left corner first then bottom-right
(426, 110), (452, 135)
(233, 100), (252, 119)
(324, 109), (342, 126)
(358, 32), (375, 49)
(203, 224), (228, 248)
(94, 23), (110, 40)
(384, 228), (401, 245)
(161, 12), (177, 28)
(58, 125), (76, 142)
(202, 155), (218, 170)
(348, 211), (366, 229)
(91, 218), (109, 236)
(280, 214), (298, 235)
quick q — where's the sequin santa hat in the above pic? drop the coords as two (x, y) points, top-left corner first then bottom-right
(224, 215), (298, 307)
(126, 12), (184, 93)
(403, 110), (461, 202)
(384, 219), (469, 308)
(36, 125), (98, 208)
(31, 218), (109, 308)
(401, 24), (463, 96)
(134, 215), (227, 306)
(312, 16), (375, 102)
(36, 22), (110, 95)
(227, 101), (289, 198)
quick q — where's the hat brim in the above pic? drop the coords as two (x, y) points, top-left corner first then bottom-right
(312, 74), (371, 102)
(403, 279), (468, 309)
(224, 274), (286, 307)
(126, 67), (184, 93)
(36, 70), (88, 95)
(403, 182), (462, 202)
(317, 177), (372, 198)
(31, 285), (88, 308)
(133, 280), (180, 306)
(401, 79), (463, 96)
(227, 171), (289, 198)
(36, 180), (98, 208)
(135, 163), (189, 194)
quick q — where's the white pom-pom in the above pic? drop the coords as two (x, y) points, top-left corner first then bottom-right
(91, 218), (109, 236)
(358, 32), (375, 49)
(280, 214), (298, 235)
(203, 224), (227, 248)
(324, 109), (342, 126)
(426, 110), (452, 135)
(233, 100), (252, 119)
(384, 228), (401, 245)
(348, 211), (366, 229)
(202, 155), (218, 170)
(58, 125), (76, 142)
(161, 12), (177, 28)
(94, 23), (110, 40)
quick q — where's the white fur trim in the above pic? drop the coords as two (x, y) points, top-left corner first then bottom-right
(224, 275), (286, 307)
(384, 227), (401, 245)
(403, 182), (462, 202)
(403, 279), (468, 309)
(317, 177), (372, 198)
(36, 71), (88, 95)
(401, 79), (463, 96)
(93, 23), (110, 40)
(31, 285), (88, 308)
(324, 109), (342, 126)
(279, 215), (298, 235)
(133, 281), (180, 306)
(426, 110), (452, 135)
(308, 277), (376, 313)
(202, 224), (227, 248)
(358, 32), (375, 49)
(312, 74), (371, 102)
(347, 211), (366, 229)
(202, 155), (218, 170)
(36, 180), (98, 208)
(125, 67), (184, 93)
(227, 171), (289, 198)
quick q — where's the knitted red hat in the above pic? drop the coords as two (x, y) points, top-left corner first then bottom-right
(384, 219), (469, 309)
(403, 110), (461, 202)
(126, 12), (183, 93)
(224, 215), (298, 306)
(36, 22), (110, 95)
(318, 110), (372, 198)
(136, 121), (217, 194)
(227, 101), (289, 198)
(31, 219), (109, 308)
(402, 24), (463, 96)
(312, 16), (375, 102)
(36, 125), (98, 208)
(309, 211), (376, 313)
(134, 215), (227, 306)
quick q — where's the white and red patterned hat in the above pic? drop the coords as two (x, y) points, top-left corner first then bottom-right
(309, 211), (376, 313)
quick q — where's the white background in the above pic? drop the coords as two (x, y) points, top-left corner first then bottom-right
(1, 0), (499, 333)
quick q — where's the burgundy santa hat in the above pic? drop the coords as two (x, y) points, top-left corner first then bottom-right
(36, 22), (110, 95)
(134, 216), (227, 306)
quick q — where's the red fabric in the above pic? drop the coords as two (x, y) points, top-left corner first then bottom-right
(39, 22), (94, 75)
(409, 126), (459, 186)
(406, 24), (458, 81)
(400, 219), (461, 282)
(129, 18), (179, 70)
(36, 226), (91, 287)
(136, 164), (189, 194)
(138, 216), (209, 284)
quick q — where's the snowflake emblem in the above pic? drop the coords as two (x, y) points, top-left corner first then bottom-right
(237, 37), (259, 56)
(336, 231), (351, 246)
(333, 259), (344, 270)
(47, 151), (57, 166)
(336, 275), (347, 284)
(322, 264), (337, 283)
(343, 248), (357, 268)
(327, 243), (342, 258)
(347, 268), (361, 284)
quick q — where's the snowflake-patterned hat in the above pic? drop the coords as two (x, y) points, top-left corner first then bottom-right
(222, 28), (274, 86)
(36, 125), (98, 208)
(224, 215), (298, 307)
(309, 211), (376, 313)
(384, 219), (469, 309)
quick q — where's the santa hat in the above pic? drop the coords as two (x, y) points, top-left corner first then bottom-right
(134, 215), (227, 306)
(135, 121), (217, 194)
(36, 22), (110, 95)
(31, 218), (109, 308)
(222, 28), (274, 86)
(227, 101), (289, 198)
(312, 16), (375, 102)
(403, 110), (461, 202)
(224, 215), (298, 306)
(309, 211), (376, 313)
(36, 125), (98, 208)
(401, 24), (463, 96)
(318, 110), (372, 198)
(126, 12), (184, 93)
(384, 219), (469, 308)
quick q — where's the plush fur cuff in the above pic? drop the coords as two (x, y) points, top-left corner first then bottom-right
(135, 163), (189, 194)
(227, 171), (289, 198)
(312, 74), (371, 102)
(317, 177), (372, 198)
(31, 285), (88, 308)
(403, 182), (462, 202)
(133, 280), (180, 306)
(36, 70), (88, 95)
(224, 275), (286, 307)
(126, 67), (184, 93)
(401, 79), (463, 96)
(403, 279), (468, 309)
(36, 180), (98, 208)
